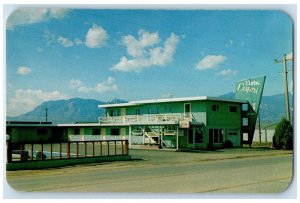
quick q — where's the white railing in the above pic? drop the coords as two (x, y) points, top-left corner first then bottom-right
(99, 113), (183, 124)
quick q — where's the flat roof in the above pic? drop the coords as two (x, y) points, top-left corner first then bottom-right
(98, 96), (247, 108)
(57, 123), (100, 127)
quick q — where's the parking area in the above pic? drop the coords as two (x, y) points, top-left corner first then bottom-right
(5, 147), (294, 197)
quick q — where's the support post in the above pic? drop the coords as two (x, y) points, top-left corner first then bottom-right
(100, 141), (102, 156)
(176, 125), (179, 151)
(67, 142), (70, 159)
(6, 141), (12, 163)
(31, 144), (33, 161)
(129, 126), (132, 148)
(20, 144), (23, 161)
(50, 143), (53, 160)
(142, 126), (145, 145)
(275, 54), (292, 122)
(59, 143), (62, 159)
(76, 142), (79, 158)
(265, 129), (268, 143)
(92, 142), (95, 157)
(107, 141), (110, 156)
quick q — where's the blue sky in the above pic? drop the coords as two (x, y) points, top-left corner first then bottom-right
(6, 8), (293, 115)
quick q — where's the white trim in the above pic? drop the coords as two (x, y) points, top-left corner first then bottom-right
(98, 96), (247, 108)
(57, 123), (100, 127)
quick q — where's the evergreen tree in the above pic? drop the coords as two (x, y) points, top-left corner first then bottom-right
(273, 118), (293, 150)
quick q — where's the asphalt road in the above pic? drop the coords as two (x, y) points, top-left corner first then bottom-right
(5, 148), (294, 198)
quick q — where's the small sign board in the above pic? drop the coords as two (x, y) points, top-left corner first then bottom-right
(179, 120), (190, 128)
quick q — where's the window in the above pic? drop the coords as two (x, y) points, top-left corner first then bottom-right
(74, 128), (80, 135)
(242, 104), (248, 111)
(212, 104), (219, 112)
(243, 118), (249, 126)
(184, 103), (191, 117)
(111, 128), (120, 136)
(136, 108), (143, 115)
(92, 128), (100, 135)
(229, 106), (237, 112)
(228, 130), (238, 136)
(37, 128), (47, 135)
(109, 109), (120, 116)
(209, 128), (224, 143)
(148, 107), (158, 114)
(165, 106), (173, 113)
(243, 133), (249, 140)
(195, 127), (204, 143)
(188, 128), (193, 144)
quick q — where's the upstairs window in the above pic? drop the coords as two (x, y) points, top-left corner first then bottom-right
(229, 106), (237, 112)
(242, 104), (248, 111)
(111, 128), (120, 136)
(212, 104), (219, 112)
(74, 128), (80, 135)
(243, 118), (249, 126)
(92, 128), (100, 135)
(109, 109), (120, 116)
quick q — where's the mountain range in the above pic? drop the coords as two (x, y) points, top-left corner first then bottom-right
(7, 93), (293, 126)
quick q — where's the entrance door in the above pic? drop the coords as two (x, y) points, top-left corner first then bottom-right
(184, 103), (191, 118)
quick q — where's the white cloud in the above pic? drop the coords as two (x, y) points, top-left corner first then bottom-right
(57, 36), (74, 47)
(195, 55), (226, 71)
(69, 79), (83, 88)
(216, 69), (238, 76)
(17, 66), (31, 75)
(7, 8), (69, 30)
(111, 30), (179, 72)
(44, 30), (56, 46)
(74, 38), (83, 45)
(78, 77), (118, 93)
(8, 89), (70, 115)
(85, 24), (109, 48)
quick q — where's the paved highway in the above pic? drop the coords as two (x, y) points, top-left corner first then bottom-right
(5, 148), (293, 197)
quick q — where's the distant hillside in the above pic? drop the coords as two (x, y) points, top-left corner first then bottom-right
(7, 94), (293, 126)
(7, 98), (126, 124)
(219, 92), (293, 126)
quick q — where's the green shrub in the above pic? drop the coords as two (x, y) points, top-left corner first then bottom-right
(273, 118), (293, 150)
(223, 140), (233, 148)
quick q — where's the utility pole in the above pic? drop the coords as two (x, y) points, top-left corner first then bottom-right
(275, 54), (293, 122)
(258, 114), (261, 143)
(45, 108), (48, 122)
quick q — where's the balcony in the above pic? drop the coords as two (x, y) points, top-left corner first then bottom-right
(99, 113), (186, 125)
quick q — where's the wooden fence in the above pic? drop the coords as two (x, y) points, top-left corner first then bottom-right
(6, 140), (129, 163)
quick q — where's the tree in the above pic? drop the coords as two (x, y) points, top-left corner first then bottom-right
(273, 118), (293, 150)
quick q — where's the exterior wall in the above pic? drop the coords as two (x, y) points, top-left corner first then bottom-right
(205, 101), (242, 147)
(102, 99), (244, 149)
(8, 127), (53, 143)
(105, 100), (208, 117)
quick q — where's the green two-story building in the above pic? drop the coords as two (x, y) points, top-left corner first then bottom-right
(97, 96), (255, 150)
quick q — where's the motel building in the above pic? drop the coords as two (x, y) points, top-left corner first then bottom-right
(55, 96), (258, 150)
(95, 96), (257, 150)
(7, 76), (265, 151)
